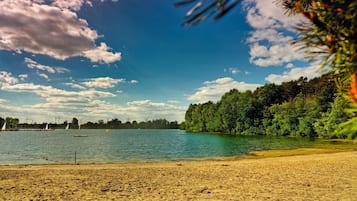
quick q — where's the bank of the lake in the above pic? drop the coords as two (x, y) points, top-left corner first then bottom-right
(1, 151), (356, 200)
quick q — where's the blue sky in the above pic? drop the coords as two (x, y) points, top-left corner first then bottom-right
(0, 0), (325, 123)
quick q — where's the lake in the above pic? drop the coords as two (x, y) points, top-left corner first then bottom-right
(0, 129), (336, 164)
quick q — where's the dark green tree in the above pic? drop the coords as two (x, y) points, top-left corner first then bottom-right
(314, 95), (351, 138)
(72, 117), (79, 129)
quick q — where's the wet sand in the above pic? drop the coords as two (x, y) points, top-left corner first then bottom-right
(0, 151), (356, 200)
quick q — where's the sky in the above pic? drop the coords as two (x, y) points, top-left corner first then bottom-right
(0, 0), (327, 124)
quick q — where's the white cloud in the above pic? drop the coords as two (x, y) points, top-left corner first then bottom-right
(52, 0), (86, 11)
(244, 0), (307, 67)
(0, 81), (184, 122)
(245, 7), (277, 29)
(247, 28), (293, 44)
(244, 0), (305, 30)
(83, 99), (184, 122)
(65, 83), (86, 90)
(83, 42), (122, 64)
(82, 77), (125, 89)
(130, 80), (138, 84)
(224, 67), (240, 75)
(0, 98), (6, 104)
(243, 0), (328, 83)
(26, 57), (55, 73)
(188, 77), (261, 103)
(25, 57), (71, 74)
(0, 71), (18, 85)
(1, 83), (115, 100)
(249, 43), (303, 67)
(0, 0), (121, 63)
(0, 82), (116, 122)
(265, 63), (329, 84)
(38, 73), (49, 80)
(127, 100), (153, 106)
(286, 63), (294, 68)
(122, 100), (186, 121)
(55, 67), (70, 73)
(18, 74), (28, 81)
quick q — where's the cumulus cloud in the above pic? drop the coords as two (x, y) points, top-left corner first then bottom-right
(0, 80), (184, 122)
(0, 71), (18, 85)
(0, 0), (121, 63)
(243, 0), (327, 85)
(265, 62), (329, 84)
(82, 43), (122, 63)
(18, 74), (28, 81)
(52, 0), (86, 11)
(188, 77), (261, 103)
(82, 77), (126, 89)
(244, 0), (306, 67)
(0, 81), (121, 122)
(244, 0), (303, 30)
(249, 43), (303, 67)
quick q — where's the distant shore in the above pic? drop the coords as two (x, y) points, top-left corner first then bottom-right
(0, 150), (356, 200)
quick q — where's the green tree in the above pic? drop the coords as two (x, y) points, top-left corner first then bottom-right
(217, 89), (241, 134)
(255, 84), (284, 107)
(72, 117), (79, 129)
(201, 101), (220, 132)
(314, 95), (351, 138)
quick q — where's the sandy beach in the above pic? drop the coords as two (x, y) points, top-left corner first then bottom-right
(0, 151), (356, 200)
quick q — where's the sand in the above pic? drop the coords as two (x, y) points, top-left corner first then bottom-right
(0, 151), (356, 200)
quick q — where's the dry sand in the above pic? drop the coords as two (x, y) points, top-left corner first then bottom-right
(0, 151), (356, 200)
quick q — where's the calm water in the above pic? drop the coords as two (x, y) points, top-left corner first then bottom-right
(0, 129), (332, 164)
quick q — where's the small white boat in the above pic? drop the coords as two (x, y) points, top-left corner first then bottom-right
(1, 122), (6, 131)
(65, 123), (69, 130)
(43, 123), (54, 131)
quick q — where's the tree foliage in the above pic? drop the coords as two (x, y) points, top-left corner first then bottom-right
(182, 74), (355, 138)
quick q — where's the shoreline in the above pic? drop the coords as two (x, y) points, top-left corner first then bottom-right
(0, 151), (356, 200)
(1, 146), (356, 166)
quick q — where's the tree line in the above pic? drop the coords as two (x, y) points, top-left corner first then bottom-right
(81, 118), (179, 129)
(2, 117), (179, 130)
(181, 74), (356, 139)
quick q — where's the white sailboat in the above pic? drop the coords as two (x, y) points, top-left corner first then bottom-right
(78, 121), (81, 130)
(65, 123), (69, 130)
(43, 123), (54, 131)
(1, 122), (6, 131)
